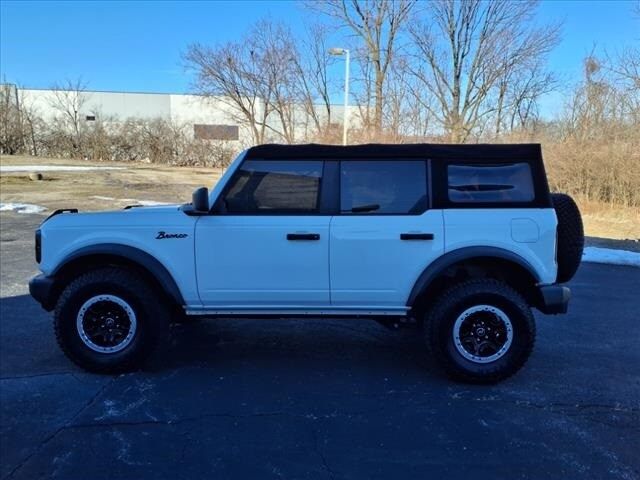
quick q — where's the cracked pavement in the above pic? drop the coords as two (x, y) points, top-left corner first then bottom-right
(1, 212), (639, 479)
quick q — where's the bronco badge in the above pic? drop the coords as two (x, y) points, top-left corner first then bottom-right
(156, 231), (188, 239)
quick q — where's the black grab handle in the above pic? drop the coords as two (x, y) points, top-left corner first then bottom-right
(400, 233), (434, 240)
(287, 233), (320, 241)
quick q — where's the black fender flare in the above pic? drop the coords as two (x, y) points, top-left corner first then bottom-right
(52, 243), (185, 306)
(406, 246), (541, 307)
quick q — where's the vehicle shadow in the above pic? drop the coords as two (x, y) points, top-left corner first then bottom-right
(0, 293), (438, 380)
(162, 316), (433, 375)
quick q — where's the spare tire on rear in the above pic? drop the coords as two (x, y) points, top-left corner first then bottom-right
(551, 193), (584, 283)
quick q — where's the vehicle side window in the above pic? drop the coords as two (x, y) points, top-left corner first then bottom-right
(448, 163), (534, 203)
(340, 160), (428, 214)
(223, 160), (323, 213)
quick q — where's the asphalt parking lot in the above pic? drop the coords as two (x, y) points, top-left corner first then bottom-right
(1, 212), (639, 480)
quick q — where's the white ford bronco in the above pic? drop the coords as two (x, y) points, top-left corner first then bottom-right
(29, 144), (584, 383)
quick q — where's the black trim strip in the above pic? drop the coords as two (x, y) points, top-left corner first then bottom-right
(400, 233), (434, 240)
(287, 233), (320, 241)
(43, 208), (78, 223)
(35, 229), (42, 263)
(245, 143), (544, 162)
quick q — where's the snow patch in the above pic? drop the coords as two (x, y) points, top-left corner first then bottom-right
(136, 200), (171, 206)
(0, 165), (125, 173)
(95, 397), (147, 421)
(90, 196), (171, 206)
(0, 202), (47, 214)
(582, 247), (640, 267)
(91, 195), (116, 201)
(110, 430), (146, 466)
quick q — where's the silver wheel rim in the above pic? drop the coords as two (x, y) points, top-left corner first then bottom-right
(76, 294), (137, 353)
(452, 305), (513, 364)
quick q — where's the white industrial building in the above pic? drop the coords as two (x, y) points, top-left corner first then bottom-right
(10, 86), (356, 147)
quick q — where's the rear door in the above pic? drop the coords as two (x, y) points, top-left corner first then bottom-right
(330, 159), (444, 309)
(195, 159), (331, 308)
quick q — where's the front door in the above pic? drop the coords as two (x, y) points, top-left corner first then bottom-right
(330, 159), (444, 309)
(195, 159), (331, 309)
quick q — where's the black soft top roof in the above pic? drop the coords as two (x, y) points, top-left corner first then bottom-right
(245, 143), (543, 162)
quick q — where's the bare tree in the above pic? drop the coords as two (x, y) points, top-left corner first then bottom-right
(256, 22), (300, 144)
(0, 83), (24, 154)
(409, 0), (560, 142)
(562, 51), (639, 142)
(494, 58), (557, 135)
(383, 56), (427, 140)
(18, 89), (42, 155)
(607, 47), (640, 91)
(308, 0), (415, 133)
(352, 47), (376, 134)
(185, 34), (271, 144)
(185, 20), (305, 144)
(292, 24), (334, 138)
(49, 78), (89, 155)
(599, 2), (640, 127)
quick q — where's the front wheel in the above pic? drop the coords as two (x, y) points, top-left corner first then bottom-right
(424, 279), (536, 383)
(54, 267), (170, 373)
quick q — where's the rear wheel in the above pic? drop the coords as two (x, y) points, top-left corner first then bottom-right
(424, 279), (535, 383)
(54, 267), (170, 373)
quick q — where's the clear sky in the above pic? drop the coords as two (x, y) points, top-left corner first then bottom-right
(1, 0), (638, 115)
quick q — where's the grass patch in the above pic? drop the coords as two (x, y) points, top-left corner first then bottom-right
(0, 175), (57, 185)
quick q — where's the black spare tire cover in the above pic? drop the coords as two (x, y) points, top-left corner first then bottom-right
(551, 193), (584, 283)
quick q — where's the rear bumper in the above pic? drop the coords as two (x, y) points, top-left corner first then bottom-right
(29, 274), (56, 311)
(537, 285), (571, 314)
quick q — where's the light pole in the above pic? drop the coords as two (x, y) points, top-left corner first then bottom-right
(329, 47), (350, 146)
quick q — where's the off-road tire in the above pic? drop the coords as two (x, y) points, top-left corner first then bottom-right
(54, 267), (170, 373)
(551, 193), (584, 283)
(424, 279), (536, 384)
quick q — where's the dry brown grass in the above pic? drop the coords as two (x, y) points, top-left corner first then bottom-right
(575, 198), (640, 240)
(0, 155), (222, 211)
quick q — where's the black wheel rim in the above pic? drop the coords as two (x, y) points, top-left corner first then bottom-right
(76, 295), (137, 353)
(452, 305), (513, 363)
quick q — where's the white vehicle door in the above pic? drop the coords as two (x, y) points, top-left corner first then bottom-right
(195, 159), (331, 309)
(330, 159), (444, 310)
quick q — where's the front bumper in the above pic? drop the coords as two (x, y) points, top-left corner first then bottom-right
(29, 274), (57, 311)
(537, 285), (571, 314)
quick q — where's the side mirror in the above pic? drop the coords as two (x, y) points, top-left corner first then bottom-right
(192, 187), (209, 212)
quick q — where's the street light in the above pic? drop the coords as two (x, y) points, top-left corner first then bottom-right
(329, 47), (350, 146)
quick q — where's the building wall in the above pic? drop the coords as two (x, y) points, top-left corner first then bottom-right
(20, 89), (172, 120)
(16, 88), (362, 147)
(169, 94), (236, 125)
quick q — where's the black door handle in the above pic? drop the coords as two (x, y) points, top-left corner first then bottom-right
(400, 233), (434, 240)
(287, 233), (320, 241)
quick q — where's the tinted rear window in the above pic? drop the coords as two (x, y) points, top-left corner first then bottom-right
(340, 160), (428, 214)
(448, 163), (534, 203)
